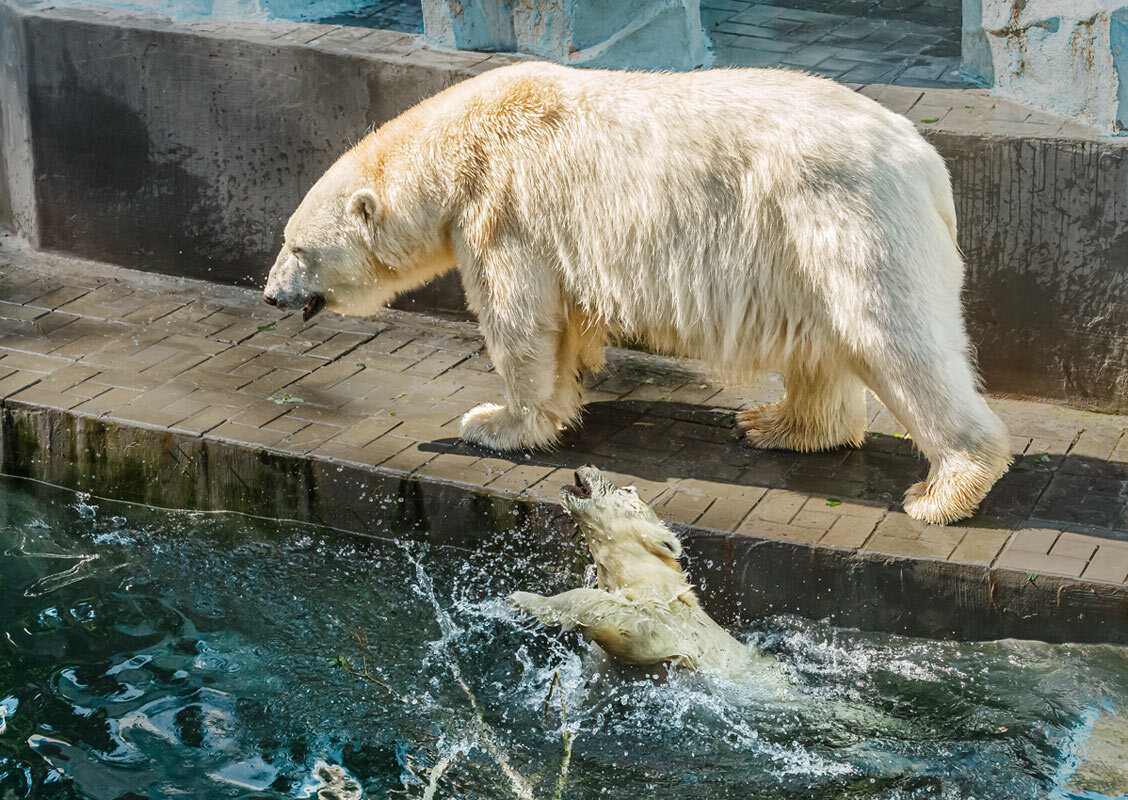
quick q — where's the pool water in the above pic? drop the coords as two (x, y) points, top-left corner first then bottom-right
(1, 475), (1127, 799)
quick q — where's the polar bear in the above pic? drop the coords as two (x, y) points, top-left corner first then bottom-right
(508, 466), (783, 681)
(262, 62), (1010, 524)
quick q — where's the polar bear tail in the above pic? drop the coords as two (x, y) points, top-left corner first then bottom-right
(927, 154), (961, 257)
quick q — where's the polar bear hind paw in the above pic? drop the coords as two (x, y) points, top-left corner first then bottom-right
(901, 452), (1010, 524)
(737, 402), (864, 453)
(459, 403), (561, 452)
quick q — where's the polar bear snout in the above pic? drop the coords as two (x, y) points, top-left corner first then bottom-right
(560, 466), (617, 512)
(263, 248), (327, 320)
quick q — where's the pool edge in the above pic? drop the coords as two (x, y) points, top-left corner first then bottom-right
(4, 400), (1127, 645)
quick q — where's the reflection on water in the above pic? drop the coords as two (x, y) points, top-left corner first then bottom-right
(1, 474), (1127, 799)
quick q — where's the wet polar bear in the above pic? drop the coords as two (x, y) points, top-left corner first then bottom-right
(508, 466), (784, 682)
(262, 62), (1010, 524)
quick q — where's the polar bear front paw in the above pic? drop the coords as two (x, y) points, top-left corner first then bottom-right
(459, 403), (560, 452)
(507, 591), (551, 623)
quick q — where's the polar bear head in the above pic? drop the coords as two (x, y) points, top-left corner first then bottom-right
(262, 129), (456, 321)
(560, 466), (686, 594)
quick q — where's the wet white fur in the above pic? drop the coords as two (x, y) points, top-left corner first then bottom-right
(264, 62), (1011, 523)
(509, 467), (782, 680)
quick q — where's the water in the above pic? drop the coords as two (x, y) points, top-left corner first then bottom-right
(1, 474), (1127, 799)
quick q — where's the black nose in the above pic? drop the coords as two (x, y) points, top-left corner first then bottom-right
(263, 293), (278, 306)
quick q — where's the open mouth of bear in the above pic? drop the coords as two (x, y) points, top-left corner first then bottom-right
(561, 471), (592, 499)
(302, 294), (325, 322)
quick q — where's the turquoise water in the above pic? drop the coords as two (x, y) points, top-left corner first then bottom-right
(1, 474), (1126, 799)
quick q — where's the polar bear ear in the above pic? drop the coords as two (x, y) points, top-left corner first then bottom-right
(644, 529), (682, 560)
(347, 188), (381, 229)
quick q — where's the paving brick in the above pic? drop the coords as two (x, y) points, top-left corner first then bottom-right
(1008, 527), (1062, 554)
(170, 404), (245, 435)
(654, 488), (715, 525)
(1083, 547), (1128, 584)
(802, 495), (886, 520)
(738, 518), (826, 544)
(995, 547), (1089, 579)
(416, 452), (496, 485)
(0, 301), (49, 322)
(277, 422), (344, 453)
(34, 363), (101, 393)
(697, 495), (759, 531)
(948, 529), (1010, 565)
(1050, 531), (1101, 562)
(73, 387), (140, 415)
(791, 509), (838, 530)
(0, 350), (71, 374)
(866, 534), (957, 560)
(108, 404), (191, 429)
(231, 400), (290, 428)
(206, 421), (288, 448)
(381, 442), (439, 474)
(747, 488), (807, 524)
(487, 462), (559, 495)
(9, 386), (85, 411)
(282, 403), (366, 427)
(820, 516), (878, 549)
(331, 417), (401, 448)
(305, 332), (372, 360)
(241, 368), (307, 397)
(873, 513), (928, 540)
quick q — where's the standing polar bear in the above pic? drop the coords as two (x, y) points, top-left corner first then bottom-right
(263, 62), (1010, 524)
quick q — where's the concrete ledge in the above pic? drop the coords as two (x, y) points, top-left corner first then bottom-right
(0, 0), (1125, 411)
(5, 399), (1128, 643)
(1, 243), (1127, 643)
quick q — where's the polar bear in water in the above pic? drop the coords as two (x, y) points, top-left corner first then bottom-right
(509, 466), (783, 682)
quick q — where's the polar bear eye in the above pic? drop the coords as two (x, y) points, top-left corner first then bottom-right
(290, 245), (304, 256)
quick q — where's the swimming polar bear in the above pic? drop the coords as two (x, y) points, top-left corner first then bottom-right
(262, 62), (1010, 524)
(508, 466), (784, 682)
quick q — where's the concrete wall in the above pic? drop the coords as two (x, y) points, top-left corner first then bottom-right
(929, 130), (1128, 412)
(0, 1), (35, 241)
(0, 0), (506, 288)
(1, 1), (1126, 411)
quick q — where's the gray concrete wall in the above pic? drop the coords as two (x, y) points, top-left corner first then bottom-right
(928, 131), (1128, 413)
(1, 0), (504, 289)
(0, 1), (1126, 412)
(0, 1), (35, 241)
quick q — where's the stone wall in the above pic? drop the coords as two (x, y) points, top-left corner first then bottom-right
(962, 0), (1128, 133)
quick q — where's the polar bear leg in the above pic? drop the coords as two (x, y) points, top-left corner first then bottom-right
(508, 589), (682, 665)
(508, 588), (620, 628)
(860, 344), (1011, 525)
(460, 322), (585, 451)
(738, 358), (867, 452)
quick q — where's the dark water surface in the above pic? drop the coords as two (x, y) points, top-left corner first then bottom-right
(1, 474), (1126, 799)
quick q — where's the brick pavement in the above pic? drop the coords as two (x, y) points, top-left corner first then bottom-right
(704, 0), (964, 86)
(324, 0), (965, 89)
(1, 238), (1125, 591)
(275, 14), (1096, 139)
